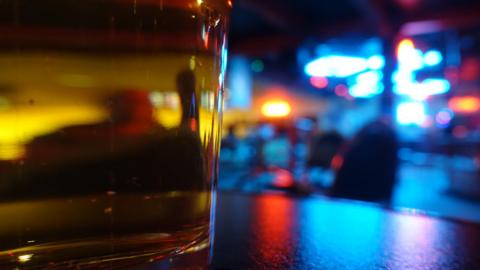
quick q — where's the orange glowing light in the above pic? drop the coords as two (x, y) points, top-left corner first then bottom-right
(261, 100), (291, 118)
(448, 96), (480, 114)
(397, 39), (415, 58)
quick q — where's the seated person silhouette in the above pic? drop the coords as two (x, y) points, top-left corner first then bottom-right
(330, 120), (398, 204)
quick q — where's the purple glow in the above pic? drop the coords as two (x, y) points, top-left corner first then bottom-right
(435, 109), (454, 126)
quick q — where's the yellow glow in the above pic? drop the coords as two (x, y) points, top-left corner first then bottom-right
(261, 100), (291, 118)
(18, 254), (33, 263)
(0, 106), (105, 144)
(397, 39), (415, 58)
(0, 53), (216, 95)
(0, 106), (105, 160)
(154, 108), (181, 128)
(57, 74), (96, 88)
(197, 0), (203, 5)
(0, 145), (25, 160)
(0, 105), (219, 160)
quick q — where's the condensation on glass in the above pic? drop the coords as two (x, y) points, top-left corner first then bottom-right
(0, 0), (230, 268)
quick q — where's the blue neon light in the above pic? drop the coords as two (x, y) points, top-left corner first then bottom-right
(367, 55), (385, 70)
(394, 41), (449, 99)
(304, 55), (368, 78)
(349, 83), (384, 98)
(356, 70), (382, 84)
(348, 71), (384, 98)
(396, 102), (426, 125)
(399, 49), (424, 71)
(423, 50), (443, 66)
(393, 78), (450, 100)
(421, 79), (450, 95)
(227, 56), (252, 108)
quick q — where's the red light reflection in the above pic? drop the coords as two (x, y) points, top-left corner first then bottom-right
(252, 195), (297, 267)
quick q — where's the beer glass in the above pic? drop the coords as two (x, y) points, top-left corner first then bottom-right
(0, 0), (231, 268)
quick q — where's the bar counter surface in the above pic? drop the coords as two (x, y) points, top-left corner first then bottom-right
(212, 192), (480, 269)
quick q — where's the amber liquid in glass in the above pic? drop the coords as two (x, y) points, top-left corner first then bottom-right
(0, 0), (229, 268)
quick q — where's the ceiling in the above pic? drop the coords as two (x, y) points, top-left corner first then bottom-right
(229, 0), (480, 56)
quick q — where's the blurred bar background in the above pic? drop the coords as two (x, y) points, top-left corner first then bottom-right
(219, 0), (480, 223)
